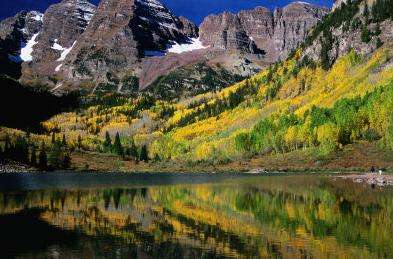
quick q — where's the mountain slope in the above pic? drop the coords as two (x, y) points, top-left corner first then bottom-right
(200, 2), (329, 62)
(3, 0), (393, 172)
(0, 0), (328, 98)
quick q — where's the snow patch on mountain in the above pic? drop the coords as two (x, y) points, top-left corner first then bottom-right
(51, 40), (77, 62)
(167, 38), (207, 54)
(55, 64), (63, 72)
(20, 33), (39, 62)
(32, 13), (44, 22)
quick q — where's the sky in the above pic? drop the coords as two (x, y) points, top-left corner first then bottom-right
(1, 0), (333, 24)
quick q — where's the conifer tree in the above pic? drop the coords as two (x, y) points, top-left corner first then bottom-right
(129, 137), (138, 160)
(14, 135), (29, 164)
(361, 25), (371, 43)
(61, 134), (67, 147)
(61, 152), (71, 169)
(51, 132), (56, 144)
(113, 133), (124, 157)
(48, 142), (62, 169)
(139, 145), (149, 162)
(0, 145), (4, 161)
(4, 134), (11, 158)
(376, 37), (383, 48)
(103, 131), (112, 153)
(38, 141), (48, 170)
(77, 135), (83, 150)
(30, 146), (37, 167)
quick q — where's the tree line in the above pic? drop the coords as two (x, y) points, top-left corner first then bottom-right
(0, 133), (72, 170)
(101, 132), (149, 162)
(235, 80), (393, 158)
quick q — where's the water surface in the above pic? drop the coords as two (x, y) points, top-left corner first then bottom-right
(0, 173), (392, 258)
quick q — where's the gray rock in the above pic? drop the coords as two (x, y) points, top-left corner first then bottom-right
(200, 2), (328, 63)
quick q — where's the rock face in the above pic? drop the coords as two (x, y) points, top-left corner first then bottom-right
(302, 0), (393, 67)
(199, 12), (262, 54)
(0, 11), (43, 53)
(0, 11), (43, 78)
(200, 2), (328, 62)
(20, 0), (96, 86)
(58, 0), (199, 92)
(1, 0), (329, 96)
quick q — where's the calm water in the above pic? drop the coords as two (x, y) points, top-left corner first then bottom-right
(0, 173), (392, 258)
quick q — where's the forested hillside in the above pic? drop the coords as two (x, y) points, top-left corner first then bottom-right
(1, 0), (393, 171)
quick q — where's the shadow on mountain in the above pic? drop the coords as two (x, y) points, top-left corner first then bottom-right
(0, 76), (79, 132)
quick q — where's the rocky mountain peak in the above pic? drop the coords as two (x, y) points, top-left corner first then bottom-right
(200, 2), (328, 62)
(54, 0), (199, 93)
(0, 11), (43, 60)
(19, 0), (97, 87)
(199, 11), (262, 54)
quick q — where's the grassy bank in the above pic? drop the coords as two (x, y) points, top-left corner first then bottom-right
(69, 141), (393, 173)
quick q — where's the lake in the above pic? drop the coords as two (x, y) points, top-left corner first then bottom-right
(0, 173), (392, 258)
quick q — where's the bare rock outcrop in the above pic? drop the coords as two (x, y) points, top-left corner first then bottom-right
(20, 0), (96, 87)
(58, 0), (200, 93)
(200, 2), (328, 63)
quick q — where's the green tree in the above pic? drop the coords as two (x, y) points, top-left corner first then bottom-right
(129, 137), (138, 160)
(30, 146), (37, 167)
(61, 152), (72, 169)
(48, 143), (62, 169)
(77, 135), (83, 150)
(113, 133), (124, 157)
(361, 26), (371, 43)
(51, 132), (56, 144)
(103, 131), (112, 153)
(139, 145), (149, 162)
(376, 37), (383, 48)
(14, 135), (29, 164)
(61, 134), (67, 147)
(38, 141), (48, 170)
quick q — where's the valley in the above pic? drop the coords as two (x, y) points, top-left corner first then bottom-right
(0, 0), (393, 173)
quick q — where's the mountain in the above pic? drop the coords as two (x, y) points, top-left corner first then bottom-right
(0, 11), (43, 78)
(20, 0), (96, 87)
(0, 0), (328, 97)
(302, 0), (393, 68)
(1, 0), (393, 173)
(58, 0), (199, 94)
(200, 2), (328, 62)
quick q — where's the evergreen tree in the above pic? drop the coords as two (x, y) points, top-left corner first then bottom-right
(38, 141), (48, 170)
(30, 146), (37, 167)
(77, 135), (83, 150)
(61, 152), (71, 169)
(376, 37), (383, 48)
(139, 145), (149, 162)
(4, 134), (11, 158)
(14, 135), (29, 164)
(0, 145), (4, 161)
(129, 138), (138, 160)
(374, 23), (382, 36)
(103, 131), (112, 153)
(61, 134), (67, 147)
(113, 133), (124, 157)
(48, 142), (62, 169)
(51, 132), (56, 144)
(361, 25), (371, 43)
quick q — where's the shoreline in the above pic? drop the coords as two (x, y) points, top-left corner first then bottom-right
(337, 173), (393, 187)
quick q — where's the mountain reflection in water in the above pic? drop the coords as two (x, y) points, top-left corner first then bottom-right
(0, 174), (392, 258)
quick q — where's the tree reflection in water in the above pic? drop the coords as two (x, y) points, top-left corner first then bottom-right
(0, 175), (392, 258)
